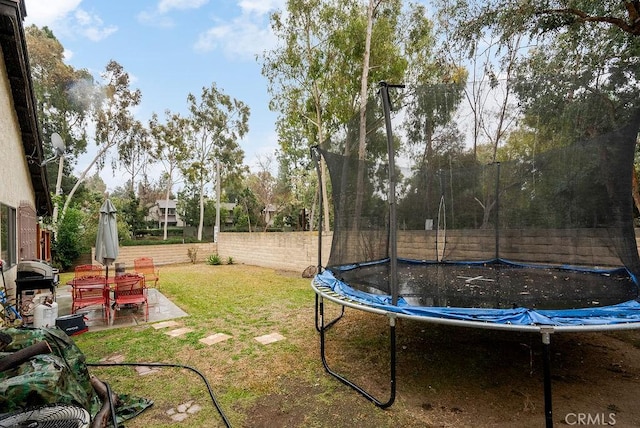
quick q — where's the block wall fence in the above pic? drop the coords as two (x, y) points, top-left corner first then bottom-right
(91, 242), (217, 271)
(90, 229), (640, 274)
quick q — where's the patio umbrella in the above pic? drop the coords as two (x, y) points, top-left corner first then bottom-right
(95, 198), (119, 282)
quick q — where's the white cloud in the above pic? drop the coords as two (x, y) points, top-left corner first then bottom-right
(74, 10), (117, 41)
(138, 0), (209, 27)
(239, 0), (284, 16)
(63, 48), (74, 61)
(194, 1), (284, 60)
(195, 20), (275, 59)
(24, 0), (117, 42)
(24, 0), (82, 26)
(158, 0), (209, 14)
(137, 10), (174, 28)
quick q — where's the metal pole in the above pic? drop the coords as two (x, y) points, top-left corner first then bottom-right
(495, 162), (501, 260)
(312, 147), (324, 272)
(541, 329), (553, 428)
(380, 81), (403, 306)
(215, 160), (221, 243)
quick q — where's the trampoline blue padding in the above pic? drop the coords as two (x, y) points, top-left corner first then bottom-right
(314, 269), (640, 328)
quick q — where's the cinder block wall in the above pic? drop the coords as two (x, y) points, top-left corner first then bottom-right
(82, 229), (640, 274)
(91, 242), (217, 270)
(217, 231), (331, 272)
(398, 229), (624, 267)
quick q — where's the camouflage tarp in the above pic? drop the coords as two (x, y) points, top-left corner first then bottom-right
(0, 326), (152, 424)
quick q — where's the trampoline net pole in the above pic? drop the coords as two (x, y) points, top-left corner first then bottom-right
(541, 329), (553, 428)
(311, 146), (324, 274)
(380, 81), (402, 306)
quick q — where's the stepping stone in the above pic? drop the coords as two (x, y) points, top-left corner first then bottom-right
(177, 401), (193, 412)
(254, 332), (285, 345)
(100, 354), (126, 363)
(135, 365), (160, 376)
(199, 333), (232, 346)
(152, 320), (180, 330)
(165, 327), (194, 337)
(166, 400), (202, 423)
(187, 404), (202, 414)
(171, 413), (189, 422)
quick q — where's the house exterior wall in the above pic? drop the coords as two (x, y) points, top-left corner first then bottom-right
(0, 50), (33, 210)
(0, 47), (37, 293)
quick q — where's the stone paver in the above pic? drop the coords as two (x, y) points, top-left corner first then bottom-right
(199, 333), (232, 346)
(152, 320), (180, 330)
(166, 400), (202, 422)
(254, 332), (285, 345)
(100, 354), (126, 363)
(165, 327), (194, 337)
(135, 365), (161, 376)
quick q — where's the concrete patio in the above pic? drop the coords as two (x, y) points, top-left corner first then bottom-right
(55, 284), (188, 332)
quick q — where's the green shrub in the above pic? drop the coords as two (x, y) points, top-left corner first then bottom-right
(226, 256), (234, 265)
(53, 208), (89, 271)
(207, 254), (222, 265)
(120, 237), (201, 246)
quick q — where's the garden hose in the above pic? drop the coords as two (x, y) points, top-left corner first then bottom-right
(86, 361), (232, 428)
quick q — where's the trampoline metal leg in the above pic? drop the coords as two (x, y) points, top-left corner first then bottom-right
(315, 294), (344, 333)
(318, 297), (396, 408)
(541, 329), (553, 428)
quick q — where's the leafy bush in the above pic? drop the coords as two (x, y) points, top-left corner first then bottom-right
(120, 237), (201, 246)
(53, 208), (89, 271)
(133, 227), (184, 238)
(226, 256), (234, 265)
(207, 254), (222, 265)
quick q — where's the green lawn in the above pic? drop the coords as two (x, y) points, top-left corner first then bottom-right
(66, 264), (407, 427)
(62, 263), (640, 428)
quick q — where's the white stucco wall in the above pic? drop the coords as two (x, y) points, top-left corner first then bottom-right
(0, 46), (37, 291)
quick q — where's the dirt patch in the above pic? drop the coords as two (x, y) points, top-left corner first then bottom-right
(242, 320), (640, 427)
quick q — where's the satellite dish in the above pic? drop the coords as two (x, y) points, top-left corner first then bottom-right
(40, 133), (66, 166)
(51, 132), (66, 156)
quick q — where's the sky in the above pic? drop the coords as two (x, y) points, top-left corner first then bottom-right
(23, 0), (286, 192)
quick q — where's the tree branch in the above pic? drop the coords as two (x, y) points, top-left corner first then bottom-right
(539, 7), (640, 35)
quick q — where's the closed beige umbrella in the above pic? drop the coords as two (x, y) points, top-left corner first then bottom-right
(95, 198), (119, 282)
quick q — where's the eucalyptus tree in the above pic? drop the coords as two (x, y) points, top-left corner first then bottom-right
(26, 25), (100, 228)
(148, 111), (190, 240)
(262, 0), (334, 232)
(263, 0), (439, 231)
(183, 83), (249, 241)
(438, 1), (640, 218)
(116, 118), (151, 193)
(25, 25), (96, 172)
(61, 60), (142, 218)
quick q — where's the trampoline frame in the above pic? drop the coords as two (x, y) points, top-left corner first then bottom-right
(312, 279), (640, 427)
(311, 82), (640, 428)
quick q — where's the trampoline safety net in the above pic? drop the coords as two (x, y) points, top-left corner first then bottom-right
(317, 67), (640, 313)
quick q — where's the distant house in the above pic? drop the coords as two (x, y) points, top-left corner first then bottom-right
(147, 199), (184, 227)
(262, 203), (277, 228)
(218, 202), (235, 227)
(0, 0), (53, 290)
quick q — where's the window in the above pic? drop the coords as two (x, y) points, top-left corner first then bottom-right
(0, 203), (17, 266)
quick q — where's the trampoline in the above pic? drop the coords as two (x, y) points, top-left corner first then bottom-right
(311, 77), (640, 427)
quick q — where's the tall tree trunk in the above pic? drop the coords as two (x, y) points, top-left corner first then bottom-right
(162, 177), (172, 240)
(61, 143), (112, 220)
(197, 178), (205, 241)
(353, 0), (375, 235)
